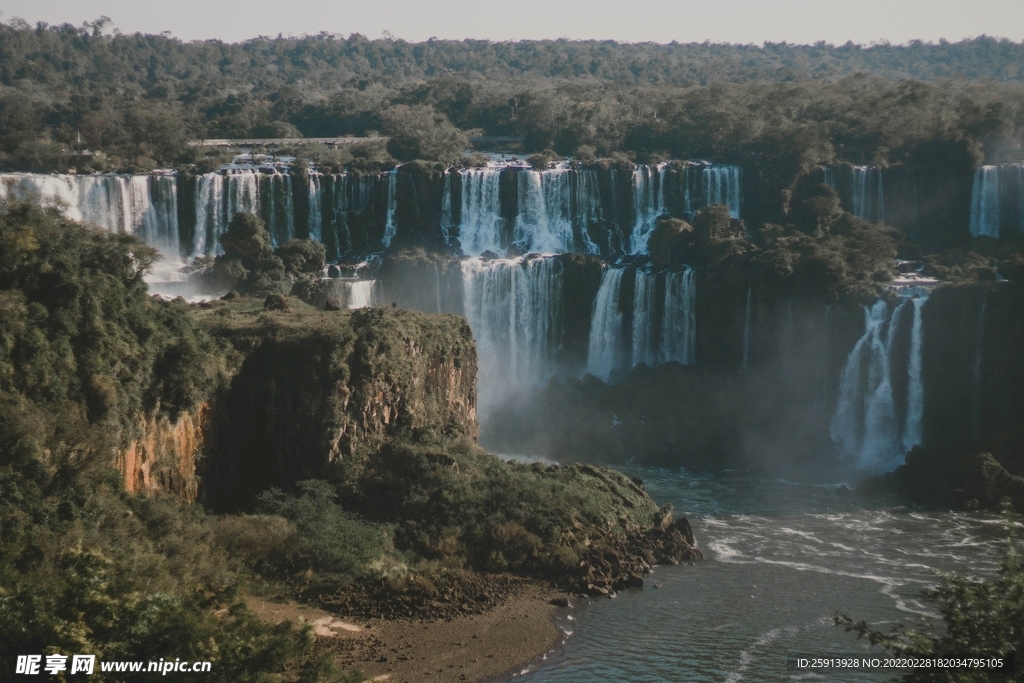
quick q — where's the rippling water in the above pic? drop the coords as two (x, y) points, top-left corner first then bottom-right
(501, 466), (1009, 683)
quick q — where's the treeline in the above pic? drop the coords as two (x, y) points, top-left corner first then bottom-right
(1, 19), (1023, 173)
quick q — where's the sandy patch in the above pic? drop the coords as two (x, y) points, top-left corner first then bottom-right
(246, 579), (569, 682)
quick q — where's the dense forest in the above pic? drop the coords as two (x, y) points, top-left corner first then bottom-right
(1, 18), (1023, 172)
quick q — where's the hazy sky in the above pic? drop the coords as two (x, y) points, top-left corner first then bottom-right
(2, 0), (1022, 45)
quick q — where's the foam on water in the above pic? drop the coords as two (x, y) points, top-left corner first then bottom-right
(511, 466), (1007, 683)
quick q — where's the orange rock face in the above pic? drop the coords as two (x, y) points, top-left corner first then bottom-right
(117, 402), (212, 502)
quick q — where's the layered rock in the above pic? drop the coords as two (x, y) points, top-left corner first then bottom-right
(117, 403), (211, 502)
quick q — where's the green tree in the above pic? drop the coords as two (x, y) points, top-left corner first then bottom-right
(381, 105), (468, 164)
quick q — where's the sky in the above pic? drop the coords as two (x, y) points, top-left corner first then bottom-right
(1, 0), (1022, 45)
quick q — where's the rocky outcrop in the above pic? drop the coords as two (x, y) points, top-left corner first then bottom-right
(117, 403), (211, 502)
(572, 501), (703, 596)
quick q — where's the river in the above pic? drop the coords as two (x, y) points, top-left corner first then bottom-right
(503, 465), (1009, 682)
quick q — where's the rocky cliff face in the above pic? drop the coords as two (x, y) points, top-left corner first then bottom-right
(195, 303), (478, 510)
(117, 403), (211, 502)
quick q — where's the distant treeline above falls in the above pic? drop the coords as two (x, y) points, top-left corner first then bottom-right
(1, 19), (1023, 174)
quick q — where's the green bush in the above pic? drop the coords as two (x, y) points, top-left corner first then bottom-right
(256, 480), (396, 584)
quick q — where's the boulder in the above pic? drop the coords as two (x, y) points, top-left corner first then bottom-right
(263, 294), (289, 311)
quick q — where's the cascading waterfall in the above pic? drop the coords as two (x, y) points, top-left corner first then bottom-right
(970, 165), (1000, 238)
(587, 266), (697, 380)
(194, 171), (260, 255)
(851, 166), (884, 223)
(587, 268), (627, 381)
(439, 170), (453, 245)
(631, 270), (660, 367)
(679, 164), (743, 218)
(629, 164), (667, 253)
(458, 167), (504, 255)
(901, 292), (929, 452)
(193, 173), (222, 255)
(701, 165), (742, 218)
(461, 256), (563, 410)
(264, 172), (295, 245)
(0, 173), (181, 256)
(831, 291), (929, 469)
(129, 175), (179, 254)
(514, 169), (601, 254)
(831, 300), (903, 468)
(822, 167), (837, 190)
(661, 267), (697, 366)
(345, 279), (377, 308)
(307, 173), (322, 242)
(383, 169), (398, 248)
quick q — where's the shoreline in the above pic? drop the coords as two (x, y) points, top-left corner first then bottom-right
(248, 578), (569, 682)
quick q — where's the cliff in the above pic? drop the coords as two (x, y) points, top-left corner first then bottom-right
(189, 300), (478, 509)
(117, 403), (211, 502)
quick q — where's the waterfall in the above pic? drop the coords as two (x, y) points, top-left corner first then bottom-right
(661, 267), (697, 365)
(458, 167), (504, 255)
(228, 172), (259, 219)
(631, 270), (659, 367)
(514, 169), (601, 254)
(461, 256), (562, 411)
(629, 164), (667, 253)
(383, 169), (397, 248)
(851, 166), (883, 222)
(0, 173), (180, 256)
(194, 170), (259, 255)
(876, 167), (885, 223)
(325, 174), (352, 257)
(742, 284), (752, 371)
(439, 170), (453, 245)
(831, 300), (901, 468)
(970, 166), (1000, 238)
(345, 280), (377, 308)
(901, 292), (928, 452)
(193, 173), (221, 255)
(832, 290), (929, 469)
(265, 172), (295, 246)
(678, 164), (742, 219)
(587, 268), (627, 381)
(852, 166), (868, 219)
(307, 173), (322, 242)
(822, 167), (836, 190)
(128, 175), (179, 255)
(587, 266), (696, 379)
(702, 165), (742, 218)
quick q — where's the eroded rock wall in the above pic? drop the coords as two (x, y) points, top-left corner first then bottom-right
(201, 306), (478, 509)
(117, 402), (211, 502)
